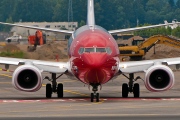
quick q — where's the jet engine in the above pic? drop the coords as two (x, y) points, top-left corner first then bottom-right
(12, 65), (43, 92)
(144, 65), (175, 92)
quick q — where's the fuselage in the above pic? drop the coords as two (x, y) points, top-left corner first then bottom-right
(68, 25), (120, 85)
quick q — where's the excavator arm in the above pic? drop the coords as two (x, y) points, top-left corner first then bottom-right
(119, 35), (180, 60)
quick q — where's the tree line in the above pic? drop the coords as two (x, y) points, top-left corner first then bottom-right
(134, 27), (180, 38)
(0, 0), (180, 33)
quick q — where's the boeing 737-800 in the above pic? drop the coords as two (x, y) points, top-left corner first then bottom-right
(0, 0), (179, 102)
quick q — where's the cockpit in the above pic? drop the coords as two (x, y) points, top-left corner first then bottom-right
(79, 47), (112, 55)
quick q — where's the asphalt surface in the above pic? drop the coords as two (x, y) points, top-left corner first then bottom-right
(0, 66), (180, 120)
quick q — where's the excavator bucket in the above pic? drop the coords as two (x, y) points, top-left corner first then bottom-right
(27, 46), (36, 52)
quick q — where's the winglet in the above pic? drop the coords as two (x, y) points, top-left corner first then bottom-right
(87, 0), (95, 28)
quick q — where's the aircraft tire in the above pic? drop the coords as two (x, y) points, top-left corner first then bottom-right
(96, 93), (100, 102)
(133, 83), (140, 98)
(91, 93), (94, 102)
(57, 83), (63, 98)
(46, 84), (52, 98)
(7, 39), (11, 43)
(122, 83), (129, 98)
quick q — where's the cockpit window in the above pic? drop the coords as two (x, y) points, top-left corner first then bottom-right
(96, 48), (106, 53)
(106, 47), (112, 54)
(79, 47), (84, 54)
(79, 47), (112, 55)
(84, 48), (95, 53)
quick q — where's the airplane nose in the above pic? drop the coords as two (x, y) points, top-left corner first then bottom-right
(81, 53), (108, 67)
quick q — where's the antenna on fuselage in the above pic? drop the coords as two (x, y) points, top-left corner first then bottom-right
(87, 0), (95, 29)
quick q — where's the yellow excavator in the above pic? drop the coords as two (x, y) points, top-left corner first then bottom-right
(0, 42), (6, 46)
(119, 35), (180, 60)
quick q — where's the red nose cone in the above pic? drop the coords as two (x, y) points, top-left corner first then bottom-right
(81, 53), (108, 67)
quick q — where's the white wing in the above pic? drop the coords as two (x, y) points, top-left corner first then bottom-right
(119, 57), (180, 73)
(0, 57), (69, 74)
(109, 23), (180, 35)
(0, 22), (74, 35)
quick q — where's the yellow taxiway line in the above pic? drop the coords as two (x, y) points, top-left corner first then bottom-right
(0, 74), (12, 78)
(0, 74), (91, 98)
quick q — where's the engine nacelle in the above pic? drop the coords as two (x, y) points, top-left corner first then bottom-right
(12, 65), (43, 92)
(145, 65), (175, 92)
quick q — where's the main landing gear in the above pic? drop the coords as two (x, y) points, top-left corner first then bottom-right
(44, 73), (64, 98)
(90, 85), (100, 102)
(122, 73), (142, 98)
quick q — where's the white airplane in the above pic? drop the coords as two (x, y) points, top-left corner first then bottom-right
(0, 0), (179, 102)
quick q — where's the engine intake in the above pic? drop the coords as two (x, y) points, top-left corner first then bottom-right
(145, 65), (175, 92)
(12, 65), (43, 92)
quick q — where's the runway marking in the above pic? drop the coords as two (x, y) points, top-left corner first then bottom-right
(0, 99), (98, 103)
(0, 82), (11, 84)
(107, 98), (180, 101)
(64, 90), (89, 96)
(0, 98), (180, 103)
(0, 68), (13, 72)
(0, 74), (12, 78)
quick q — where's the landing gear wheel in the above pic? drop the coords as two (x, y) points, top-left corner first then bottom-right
(133, 83), (140, 98)
(46, 84), (52, 98)
(122, 83), (129, 98)
(91, 93), (94, 102)
(96, 93), (100, 102)
(57, 83), (63, 98)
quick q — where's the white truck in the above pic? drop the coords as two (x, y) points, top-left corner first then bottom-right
(5, 35), (22, 43)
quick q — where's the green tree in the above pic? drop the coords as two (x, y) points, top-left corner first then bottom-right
(14, 0), (55, 22)
(172, 27), (180, 37)
(0, 0), (179, 31)
(79, 20), (86, 27)
(53, 0), (68, 22)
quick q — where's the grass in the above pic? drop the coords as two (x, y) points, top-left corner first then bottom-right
(0, 50), (25, 58)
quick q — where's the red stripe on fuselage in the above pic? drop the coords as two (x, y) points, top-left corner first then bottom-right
(70, 29), (120, 85)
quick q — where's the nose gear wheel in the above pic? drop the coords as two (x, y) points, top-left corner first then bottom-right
(90, 85), (100, 102)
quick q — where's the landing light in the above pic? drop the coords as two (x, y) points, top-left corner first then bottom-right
(59, 64), (64, 69)
(122, 64), (127, 68)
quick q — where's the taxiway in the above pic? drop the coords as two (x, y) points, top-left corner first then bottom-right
(0, 67), (180, 119)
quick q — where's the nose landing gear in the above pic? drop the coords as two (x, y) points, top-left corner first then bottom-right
(90, 85), (100, 102)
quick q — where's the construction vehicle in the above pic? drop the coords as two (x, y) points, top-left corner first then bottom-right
(0, 42), (6, 46)
(119, 35), (180, 60)
(27, 30), (46, 52)
(5, 35), (22, 43)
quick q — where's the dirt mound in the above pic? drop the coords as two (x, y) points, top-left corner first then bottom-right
(1, 43), (20, 52)
(146, 44), (180, 59)
(26, 41), (68, 60)
(0, 41), (68, 61)
(116, 36), (144, 46)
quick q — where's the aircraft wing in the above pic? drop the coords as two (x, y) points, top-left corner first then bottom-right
(0, 57), (69, 74)
(119, 57), (180, 73)
(109, 23), (180, 35)
(0, 22), (74, 35)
